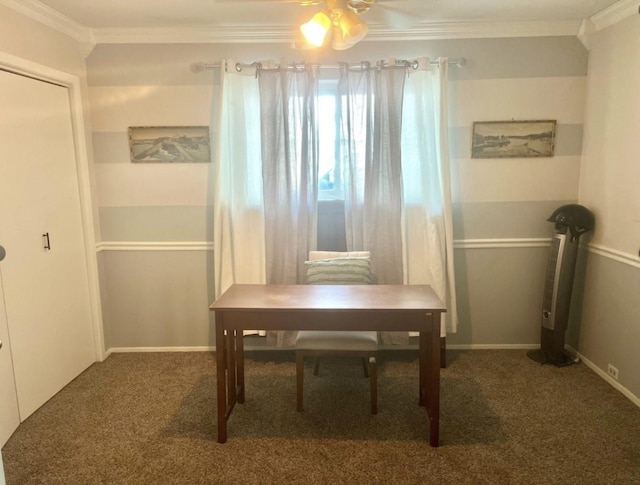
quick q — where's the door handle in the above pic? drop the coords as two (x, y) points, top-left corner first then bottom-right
(0, 340), (3, 350)
(43, 233), (51, 251)
(0, 245), (5, 261)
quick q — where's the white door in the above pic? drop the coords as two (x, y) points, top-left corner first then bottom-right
(0, 447), (6, 485)
(0, 69), (95, 422)
(0, 260), (20, 447)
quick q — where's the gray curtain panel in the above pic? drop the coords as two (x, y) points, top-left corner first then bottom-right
(259, 66), (320, 346)
(259, 66), (320, 286)
(339, 64), (407, 345)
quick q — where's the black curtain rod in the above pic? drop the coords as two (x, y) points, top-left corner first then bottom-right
(190, 57), (466, 73)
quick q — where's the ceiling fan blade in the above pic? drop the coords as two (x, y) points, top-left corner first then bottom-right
(371, 0), (422, 29)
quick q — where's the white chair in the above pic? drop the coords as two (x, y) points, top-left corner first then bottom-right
(295, 251), (378, 414)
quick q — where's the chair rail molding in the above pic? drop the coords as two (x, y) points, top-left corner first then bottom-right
(588, 243), (640, 270)
(96, 239), (640, 270)
(97, 242), (214, 252)
(453, 238), (552, 249)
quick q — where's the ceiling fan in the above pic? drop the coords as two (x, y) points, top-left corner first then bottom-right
(296, 0), (396, 50)
(298, 0), (375, 13)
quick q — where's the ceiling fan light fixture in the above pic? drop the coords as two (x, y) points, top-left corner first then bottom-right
(331, 26), (351, 50)
(300, 11), (332, 47)
(346, 0), (372, 14)
(298, 0), (371, 50)
(294, 30), (321, 50)
(338, 10), (368, 43)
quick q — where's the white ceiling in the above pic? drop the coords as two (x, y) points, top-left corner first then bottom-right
(8, 0), (636, 43)
(32, 0), (621, 28)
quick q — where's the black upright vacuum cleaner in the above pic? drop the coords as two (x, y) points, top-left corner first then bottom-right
(527, 204), (594, 367)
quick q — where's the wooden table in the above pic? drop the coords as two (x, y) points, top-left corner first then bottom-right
(210, 284), (446, 446)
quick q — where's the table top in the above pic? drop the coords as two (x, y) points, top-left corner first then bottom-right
(210, 284), (446, 313)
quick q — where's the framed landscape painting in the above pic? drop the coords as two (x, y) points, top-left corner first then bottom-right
(471, 120), (556, 159)
(129, 126), (210, 163)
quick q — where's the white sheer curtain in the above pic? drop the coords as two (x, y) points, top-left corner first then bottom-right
(401, 57), (458, 336)
(212, 60), (266, 300)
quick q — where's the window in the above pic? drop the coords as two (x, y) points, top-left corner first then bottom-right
(317, 79), (341, 200)
(317, 77), (369, 202)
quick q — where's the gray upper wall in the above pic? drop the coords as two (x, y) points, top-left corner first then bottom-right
(86, 36), (588, 86)
(90, 35), (586, 243)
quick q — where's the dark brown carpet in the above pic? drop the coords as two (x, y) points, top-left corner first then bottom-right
(2, 350), (639, 484)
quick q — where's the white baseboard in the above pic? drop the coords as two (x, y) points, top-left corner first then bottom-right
(108, 346), (215, 354)
(567, 346), (640, 408)
(447, 343), (539, 350)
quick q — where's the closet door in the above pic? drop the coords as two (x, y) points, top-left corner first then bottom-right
(0, 69), (95, 421)
(0, 266), (20, 447)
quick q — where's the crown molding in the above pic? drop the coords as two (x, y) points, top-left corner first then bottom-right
(92, 19), (582, 45)
(92, 26), (294, 44)
(590, 0), (639, 31)
(578, 0), (638, 51)
(0, 0), (92, 44)
(367, 20), (582, 41)
(577, 18), (597, 50)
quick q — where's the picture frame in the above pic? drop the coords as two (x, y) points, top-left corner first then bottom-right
(128, 126), (211, 163)
(471, 120), (556, 159)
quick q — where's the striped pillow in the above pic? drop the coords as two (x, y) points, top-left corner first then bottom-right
(305, 257), (374, 285)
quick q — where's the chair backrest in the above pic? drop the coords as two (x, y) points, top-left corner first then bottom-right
(308, 251), (370, 261)
(305, 251), (375, 285)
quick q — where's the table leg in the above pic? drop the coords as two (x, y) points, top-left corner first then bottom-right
(215, 314), (227, 443)
(419, 331), (428, 406)
(296, 351), (304, 412)
(226, 330), (237, 406)
(236, 330), (245, 403)
(440, 336), (447, 369)
(426, 312), (441, 447)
